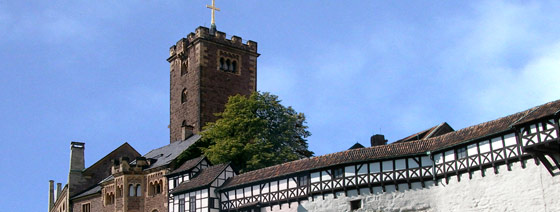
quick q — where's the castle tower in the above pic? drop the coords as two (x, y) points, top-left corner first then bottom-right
(168, 26), (259, 142)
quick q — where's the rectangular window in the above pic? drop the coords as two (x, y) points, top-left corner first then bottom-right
(457, 147), (467, 159)
(333, 168), (344, 179)
(179, 199), (185, 212)
(350, 199), (361, 211)
(82, 203), (90, 212)
(189, 196), (196, 212)
(298, 175), (308, 187)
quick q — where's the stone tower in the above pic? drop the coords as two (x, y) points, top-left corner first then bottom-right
(168, 26), (259, 142)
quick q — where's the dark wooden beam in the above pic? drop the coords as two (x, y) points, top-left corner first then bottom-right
(535, 153), (555, 175)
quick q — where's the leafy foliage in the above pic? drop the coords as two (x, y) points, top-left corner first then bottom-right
(201, 91), (313, 173)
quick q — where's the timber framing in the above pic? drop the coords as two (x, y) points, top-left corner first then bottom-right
(216, 100), (560, 211)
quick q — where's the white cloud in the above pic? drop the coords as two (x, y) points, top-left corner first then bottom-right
(430, 1), (560, 122)
(472, 41), (560, 115)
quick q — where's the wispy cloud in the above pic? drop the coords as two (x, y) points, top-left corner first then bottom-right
(435, 1), (560, 121)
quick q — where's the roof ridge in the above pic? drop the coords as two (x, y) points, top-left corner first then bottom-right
(83, 142), (140, 173)
(510, 105), (540, 127)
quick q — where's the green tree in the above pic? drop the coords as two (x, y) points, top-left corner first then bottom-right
(201, 91), (313, 173)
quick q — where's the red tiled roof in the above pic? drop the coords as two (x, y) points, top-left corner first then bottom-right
(220, 99), (560, 190)
(171, 163), (229, 194)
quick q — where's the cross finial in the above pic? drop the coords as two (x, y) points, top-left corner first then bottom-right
(206, 0), (220, 32)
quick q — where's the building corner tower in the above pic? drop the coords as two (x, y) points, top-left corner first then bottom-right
(168, 26), (259, 143)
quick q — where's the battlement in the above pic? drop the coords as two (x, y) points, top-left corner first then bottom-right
(169, 26), (258, 59)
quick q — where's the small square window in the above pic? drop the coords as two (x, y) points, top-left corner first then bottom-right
(350, 199), (361, 211)
(298, 175), (308, 187)
(333, 168), (344, 179)
(457, 147), (467, 159)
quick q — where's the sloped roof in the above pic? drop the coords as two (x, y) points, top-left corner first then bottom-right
(71, 185), (101, 200)
(99, 175), (114, 184)
(348, 143), (365, 150)
(171, 163), (229, 194)
(168, 156), (206, 176)
(220, 99), (560, 190)
(141, 134), (201, 170)
(394, 122), (454, 143)
(71, 142), (140, 197)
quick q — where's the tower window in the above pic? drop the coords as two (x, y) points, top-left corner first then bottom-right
(220, 58), (225, 70)
(226, 59), (231, 72)
(181, 89), (187, 104)
(231, 61), (237, 73)
(136, 184), (142, 196)
(129, 184), (135, 197)
(181, 61), (188, 76)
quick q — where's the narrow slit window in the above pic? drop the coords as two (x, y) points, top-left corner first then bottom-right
(181, 62), (187, 76)
(181, 89), (187, 104)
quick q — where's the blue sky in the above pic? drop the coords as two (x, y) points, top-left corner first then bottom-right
(1, 1), (560, 211)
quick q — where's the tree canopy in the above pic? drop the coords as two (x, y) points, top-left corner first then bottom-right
(201, 91), (313, 173)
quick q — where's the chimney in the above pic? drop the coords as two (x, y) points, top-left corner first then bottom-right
(370, 134), (387, 147)
(56, 183), (61, 199)
(68, 142), (85, 197)
(70, 142), (85, 171)
(48, 180), (54, 210)
(182, 125), (194, 140)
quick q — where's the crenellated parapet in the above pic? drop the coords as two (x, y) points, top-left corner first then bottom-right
(168, 26), (258, 62)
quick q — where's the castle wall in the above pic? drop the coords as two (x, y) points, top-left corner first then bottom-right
(72, 195), (103, 212)
(262, 160), (560, 212)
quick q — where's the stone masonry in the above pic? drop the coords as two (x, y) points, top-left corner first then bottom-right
(168, 26), (259, 142)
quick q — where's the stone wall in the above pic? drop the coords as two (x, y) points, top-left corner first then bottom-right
(261, 160), (560, 212)
(169, 27), (258, 142)
(72, 194), (103, 212)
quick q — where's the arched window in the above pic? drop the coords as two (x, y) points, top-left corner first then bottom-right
(181, 89), (187, 104)
(219, 58), (225, 70)
(156, 183), (161, 194)
(129, 184), (135, 197)
(232, 61), (237, 73)
(148, 182), (154, 196)
(226, 59), (231, 72)
(136, 184), (142, 197)
(181, 61), (188, 76)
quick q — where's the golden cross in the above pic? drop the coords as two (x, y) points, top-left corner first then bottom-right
(206, 0), (220, 26)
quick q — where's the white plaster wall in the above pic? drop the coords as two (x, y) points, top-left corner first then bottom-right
(261, 160), (560, 212)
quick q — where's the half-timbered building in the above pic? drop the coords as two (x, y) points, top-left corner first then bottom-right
(47, 21), (560, 212)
